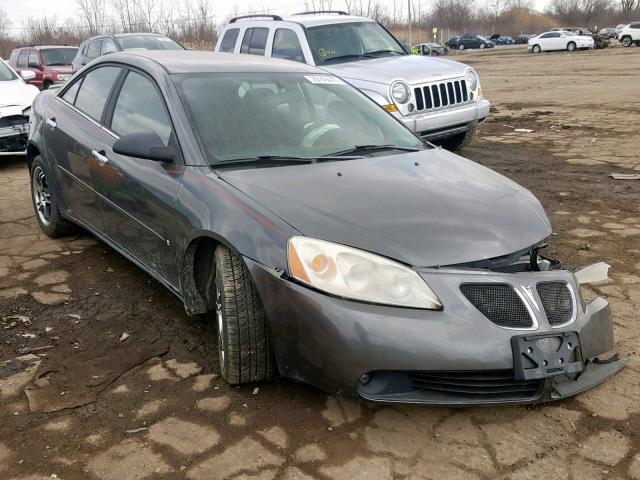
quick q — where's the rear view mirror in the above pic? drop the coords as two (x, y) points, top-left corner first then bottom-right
(21, 70), (36, 81)
(112, 131), (176, 162)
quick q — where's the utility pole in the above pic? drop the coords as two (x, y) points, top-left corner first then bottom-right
(408, 0), (412, 47)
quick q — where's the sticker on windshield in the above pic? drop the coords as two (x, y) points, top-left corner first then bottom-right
(304, 75), (345, 85)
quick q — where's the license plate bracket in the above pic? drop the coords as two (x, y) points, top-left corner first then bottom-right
(511, 332), (583, 381)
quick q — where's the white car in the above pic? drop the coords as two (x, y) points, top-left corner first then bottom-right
(617, 22), (640, 47)
(528, 31), (594, 53)
(0, 59), (38, 152)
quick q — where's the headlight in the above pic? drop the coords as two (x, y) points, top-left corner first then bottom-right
(465, 69), (479, 92)
(287, 236), (442, 310)
(390, 81), (410, 104)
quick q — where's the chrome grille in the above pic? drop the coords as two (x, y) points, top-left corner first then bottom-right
(460, 283), (533, 329)
(413, 79), (469, 112)
(537, 281), (574, 326)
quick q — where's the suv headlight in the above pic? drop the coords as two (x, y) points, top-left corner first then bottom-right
(465, 70), (479, 92)
(288, 236), (442, 310)
(390, 81), (411, 104)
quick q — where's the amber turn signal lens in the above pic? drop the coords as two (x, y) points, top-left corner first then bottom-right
(382, 104), (398, 112)
(288, 242), (310, 283)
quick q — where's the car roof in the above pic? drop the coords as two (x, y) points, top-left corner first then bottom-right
(100, 50), (324, 74)
(15, 45), (77, 50)
(231, 13), (375, 28)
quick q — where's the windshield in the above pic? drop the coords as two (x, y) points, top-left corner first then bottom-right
(40, 48), (78, 66)
(307, 22), (406, 65)
(173, 72), (424, 164)
(0, 61), (18, 81)
(116, 35), (184, 51)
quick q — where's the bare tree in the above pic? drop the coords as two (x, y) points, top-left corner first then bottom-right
(76, 0), (106, 35)
(0, 7), (9, 38)
(620, 0), (637, 14)
(432, 0), (476, 32)
(344, 0), (389, 22)
(305, 0), (334, 11)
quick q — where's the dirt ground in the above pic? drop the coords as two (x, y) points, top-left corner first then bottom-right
(1, 44), (639, 480)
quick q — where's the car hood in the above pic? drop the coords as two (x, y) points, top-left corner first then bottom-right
(219, 149), (552, 267)
(322, 55), (469, 85)
(0, 80), (39, 112)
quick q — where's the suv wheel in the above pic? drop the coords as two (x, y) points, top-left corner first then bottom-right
(567, 41), (576, 51)
(43, 80), (53, 90)
(458, 44), (465, 50)
(622, 36), (632, 47)
(480, 43), (486, 49)
(30, 156), (76, 237)
(214, 245), (274, 385)
(532, 44), (541, 54)
(439, 126), (476, 151)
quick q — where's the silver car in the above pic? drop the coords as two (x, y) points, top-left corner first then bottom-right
(215, 11), (491, 150)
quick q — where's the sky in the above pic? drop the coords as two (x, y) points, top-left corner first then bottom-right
(1, 0), (553, 30)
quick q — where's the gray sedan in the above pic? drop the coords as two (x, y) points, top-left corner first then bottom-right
(26, 51), (624, 404)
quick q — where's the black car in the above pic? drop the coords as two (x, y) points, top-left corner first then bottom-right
(446, 34), (495, 50)
(71, 33), (184, 71)
(513, 35), (531, 44)
(26, 51), (624, 404)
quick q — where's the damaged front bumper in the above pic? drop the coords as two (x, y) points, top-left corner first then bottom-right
(0, 105), (30, 152)
(247, 256), (625, 405)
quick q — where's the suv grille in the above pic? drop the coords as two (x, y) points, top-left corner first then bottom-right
(409, 370), (543, 400)
(413, 79), (469, 112)
(537, 281), (574, 326)
(460, 283), (533, 329)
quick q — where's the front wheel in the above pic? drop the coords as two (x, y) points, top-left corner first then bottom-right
(458, 44), (465, 50)
(30, 156), (76, 237)
(621, 36), (632, 47)
(567, 41), (576, 51)
(214, 245), (274, 385)
(532, 44), (541, 54)
(480, 43), (486, 49)
(439, 126), (476, 151)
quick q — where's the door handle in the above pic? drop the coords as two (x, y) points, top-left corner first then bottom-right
(45, 118), (56, 129)
(92, 149), (109, 165)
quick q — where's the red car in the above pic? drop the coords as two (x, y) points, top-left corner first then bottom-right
(9, 46), (78, 90)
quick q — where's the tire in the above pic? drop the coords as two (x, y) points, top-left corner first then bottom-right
(214, 244), (274, 385)
(458, 44), (465, 50)
(439, 126), (476, 151)
(43, 81), (52, 90)
(532, 44), (541, 54)
(621, 36), (632, 47)
(567, 41), (576, 51)
(30, 156), (76, 238)
(480, 43), (486, 49)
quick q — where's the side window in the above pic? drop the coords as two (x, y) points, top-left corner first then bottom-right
(62, 80), (82, 104)
(18, 50), (28, 68)
(101, 39), (118, 55)
(110, 71), (173, 148)
(28, 50), (40, 68)
(219, 29), (240, 52)
(74, 66), (121, 121)
(240, 28), (269, 55)
(540, 33), (552, 39)
(86, 40), (101, 59)
(272, 29), (304, 62)
(631, 24), (640, 29)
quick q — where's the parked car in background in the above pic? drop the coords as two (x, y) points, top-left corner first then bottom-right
(9, 46), (77, 90)
(411, 42), (449, 56)
(598, 27), (616, 39)
(553, 27), (593, 36)
(513, 35), (532, 44)
(617, 22), (640, 47)
(216, 12), (490, 150)
(0, 59), (38, 152)
(27, 50), (625, 404)
(495, 36), (515, 45)
(446, 34), (495, 50)
(528, 31), (594, 53)
(72, 33), (184, 71)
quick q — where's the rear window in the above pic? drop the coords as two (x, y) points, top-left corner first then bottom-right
(219, 29), (240, 53)
(116, 35), (184, 51)
(240, 28), (269, 55)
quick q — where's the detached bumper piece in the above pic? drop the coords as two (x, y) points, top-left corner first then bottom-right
(0, 115), (29, 152)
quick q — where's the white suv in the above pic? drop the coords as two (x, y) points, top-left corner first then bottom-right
(617, 22), (640, 47)
(215, 11), (491, 150)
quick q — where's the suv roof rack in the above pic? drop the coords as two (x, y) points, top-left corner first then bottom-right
(229, 14), (283, 23)
(293, 11), (349, 16)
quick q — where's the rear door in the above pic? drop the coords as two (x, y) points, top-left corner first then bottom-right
(93, 68), (183, 286)
(44, 65), (123, 229)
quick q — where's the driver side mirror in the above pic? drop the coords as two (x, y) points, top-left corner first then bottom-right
(21, 70), (36, 81)
(112, 131), (176, 162)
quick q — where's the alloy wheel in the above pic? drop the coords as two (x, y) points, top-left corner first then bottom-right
(622, 37), (631, 47)
(215, 284), (226, 376)
(32, 166), (52, 226)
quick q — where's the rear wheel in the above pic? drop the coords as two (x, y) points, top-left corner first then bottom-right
(30, 156), (76, 238)
(43, 80), (52, 90)
(567, 41), (576, 51)
(458, 44), (465, 50)
(214, 245), (274, 385)
(532, 44), (541, 54)
(439, 126), (476, 151)
(621, 36), (632, 47)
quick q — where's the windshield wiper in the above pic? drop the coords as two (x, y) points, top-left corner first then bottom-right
(321, 54), (371, 63)
(324, 144), (421, 157)
(212, 155), (317, 168)
(364, 49), (405, 57)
